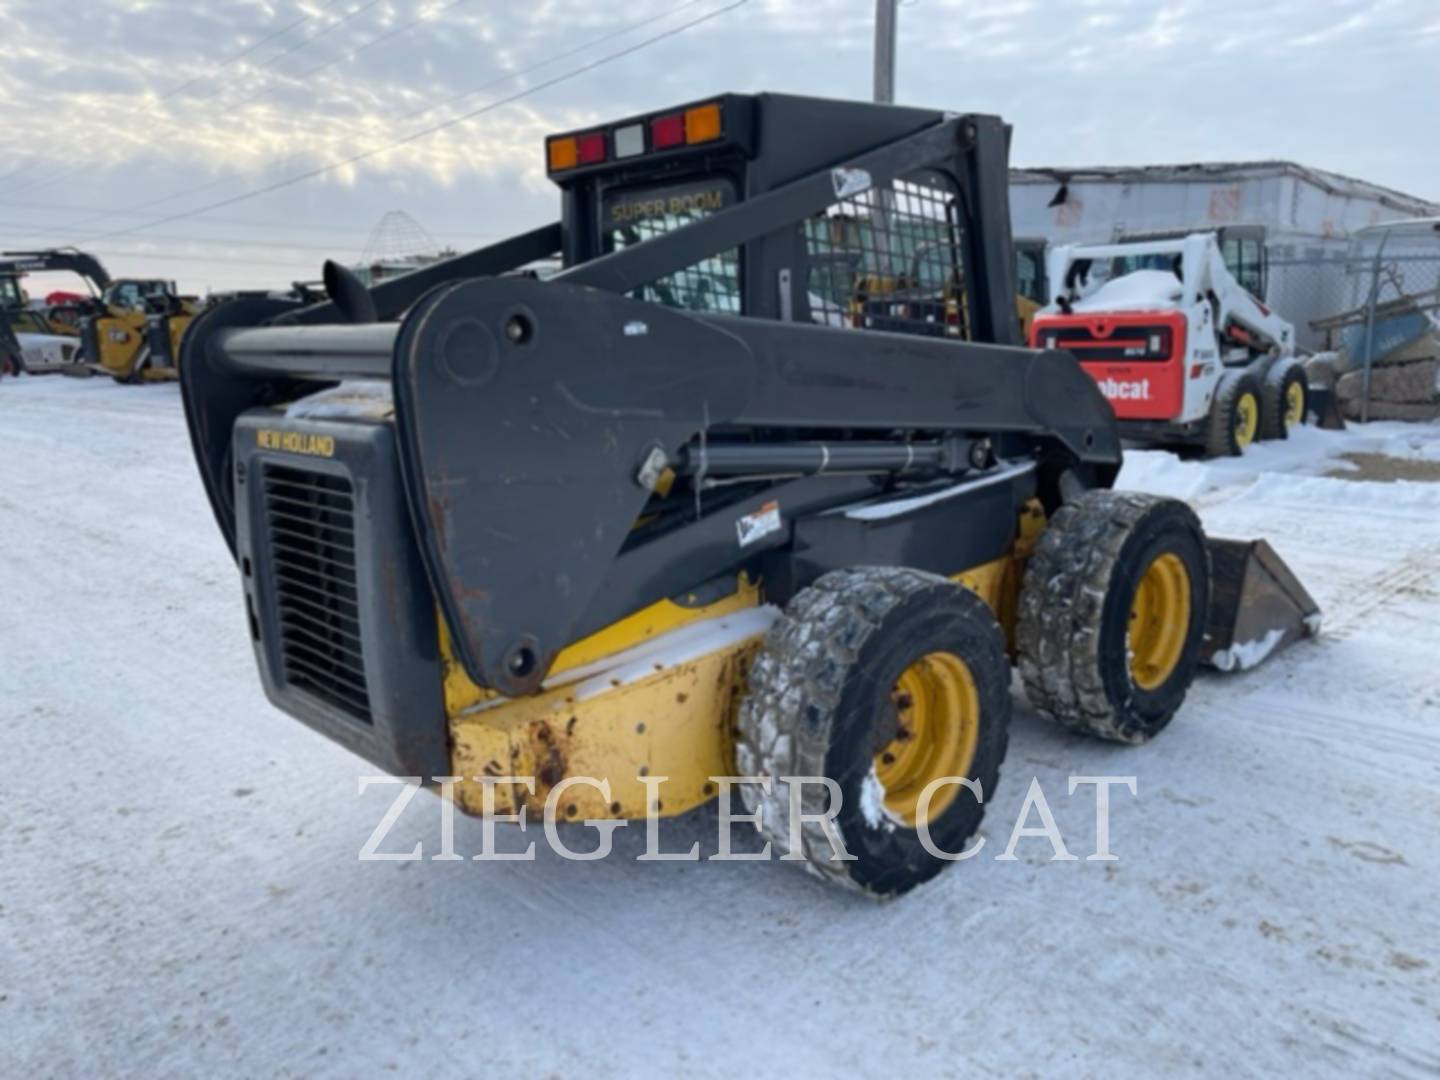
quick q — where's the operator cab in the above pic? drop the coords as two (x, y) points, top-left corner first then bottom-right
(0, 274), (23, 311)
(1110, 225), (1268, 300)
(543, 94), (993, 343)
(103, 278), (176, 312)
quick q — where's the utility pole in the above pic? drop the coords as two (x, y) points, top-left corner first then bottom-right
(872, 0), (900, 282)
(873, 0), (898, 103)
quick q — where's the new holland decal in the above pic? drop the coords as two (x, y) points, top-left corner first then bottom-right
(256, 429), (336, 458)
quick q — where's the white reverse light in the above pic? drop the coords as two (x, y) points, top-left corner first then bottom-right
(613, 123), (646, 159)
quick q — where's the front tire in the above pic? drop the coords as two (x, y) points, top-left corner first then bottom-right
(1017, 490), (1210, 744)
(1262, 360), (1308, 440)
(736, 567), (1011, 899)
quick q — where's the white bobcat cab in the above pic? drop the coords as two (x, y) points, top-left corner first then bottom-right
(1031, 233), (1309, 457)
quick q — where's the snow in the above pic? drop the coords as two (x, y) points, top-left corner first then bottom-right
(1071, 268), (1185, 312)
(462, 606), (780, 714)
(4, 377), (1440, 1076)
(837, 460), (1036, 520)
(285, 380), (393, 420)
(1207, 627), (1286, 673)
(1115, 419), (1440, 504)
(857, 765), (900, 833)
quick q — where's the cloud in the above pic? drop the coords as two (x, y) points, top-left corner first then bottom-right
(0, 0), (1434, 291)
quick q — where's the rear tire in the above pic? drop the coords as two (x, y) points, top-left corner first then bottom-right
(736, 567), (1011, 899)
(1017, 490), (1210, 744)
(1204, 371), (1262, 457)
(1261, 360), (1308, 440)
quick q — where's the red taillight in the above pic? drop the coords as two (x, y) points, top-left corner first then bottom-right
(576, 131), (606, 165)
(547, 100), (725, 172)
(651, 113), (685, 149)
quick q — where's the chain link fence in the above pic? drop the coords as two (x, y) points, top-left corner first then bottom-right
(1268, 234), (1440, 422)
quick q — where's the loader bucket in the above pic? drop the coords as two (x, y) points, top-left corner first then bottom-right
(1202, 538), (1320, 672)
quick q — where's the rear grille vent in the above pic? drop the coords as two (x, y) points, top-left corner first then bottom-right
(261, 464), (371, 724)
(1042, 325), (1173, 362)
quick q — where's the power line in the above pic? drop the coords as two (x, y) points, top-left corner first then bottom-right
(184, 0), (389, 107)
(0, 196), (506, 239)
(152, 0), (348, 106)
(0, 219), (362, 254)
(15, 0), (706, 248)
(76, 1), (750, 247)
(400, 0), (709, 121)
(290, 0), (471, 84)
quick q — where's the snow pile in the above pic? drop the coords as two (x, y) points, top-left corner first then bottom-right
(1071, 269), (1184, 312)
(1116, 422), (1440, 501)
(1208, 627), (1286, 673)
(1115, 450), (1221, 501)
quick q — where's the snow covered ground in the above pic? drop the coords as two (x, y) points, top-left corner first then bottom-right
(3, 376), (1439, 1077)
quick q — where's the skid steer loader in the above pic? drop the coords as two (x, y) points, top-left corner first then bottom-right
(1031, 234), (1309, 457)
(77, 277), (197, 383)
(180, 93), (1318, 897)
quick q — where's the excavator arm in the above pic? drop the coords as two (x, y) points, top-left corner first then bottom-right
(0, 249), (113, 294)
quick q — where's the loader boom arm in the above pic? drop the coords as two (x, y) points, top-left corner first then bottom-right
(181, 92), (1122, 697)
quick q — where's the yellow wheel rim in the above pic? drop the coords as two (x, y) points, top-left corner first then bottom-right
(1284, 380), (1305, 428)
(874, 652), (980, 828)
(1128, 552), (1192, 691)
(1234, 391), (1259, 448)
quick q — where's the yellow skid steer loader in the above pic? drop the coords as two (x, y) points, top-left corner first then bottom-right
(80, 279), (197, 383)
(180, 94), (1318, 897)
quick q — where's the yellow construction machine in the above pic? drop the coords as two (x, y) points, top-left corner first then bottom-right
(179, 94), (1319, 897)
(80, 278), (200, 383)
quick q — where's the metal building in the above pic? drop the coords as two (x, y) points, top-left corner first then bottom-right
(1010, 162), (1440, 349)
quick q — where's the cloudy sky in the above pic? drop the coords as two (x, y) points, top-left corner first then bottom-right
(1, 0), (1436, 293)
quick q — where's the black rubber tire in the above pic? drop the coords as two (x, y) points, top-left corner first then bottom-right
(1017, 490), (1210, 744)
(1261, 359), (1308, 440)
(1204, 371), (1262, 458)
(736, 567), (1011, 899)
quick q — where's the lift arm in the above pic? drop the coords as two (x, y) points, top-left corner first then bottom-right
(0, 249), (113, 294)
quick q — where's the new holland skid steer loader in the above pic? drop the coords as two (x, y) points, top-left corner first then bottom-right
(180, 94), (1319, 897)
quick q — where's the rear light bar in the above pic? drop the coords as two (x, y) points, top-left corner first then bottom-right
(1037, 324), (1174, 360)
(546, 99), (727, 176)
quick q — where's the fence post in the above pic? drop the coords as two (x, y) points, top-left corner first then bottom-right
(1359, 229), (1391, 425)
